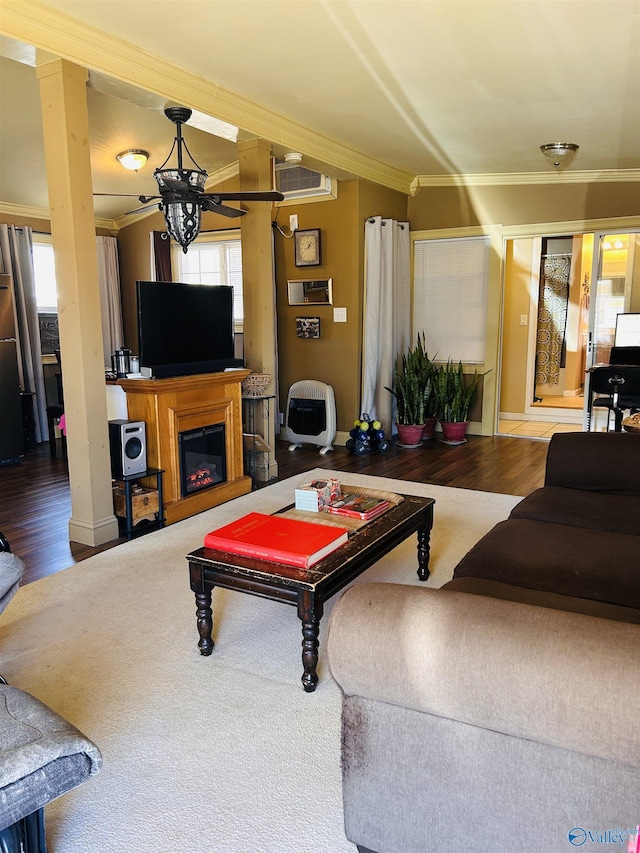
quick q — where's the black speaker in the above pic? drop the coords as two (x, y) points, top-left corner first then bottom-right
(108, 420), (147, 478)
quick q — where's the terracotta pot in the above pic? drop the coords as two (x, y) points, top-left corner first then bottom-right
(422, 417), (438, 440)
(396, 423), (425, 446)
(440, 420), (468, 444)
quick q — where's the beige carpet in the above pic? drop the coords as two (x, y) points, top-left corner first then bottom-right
(0, 470), (520, 853)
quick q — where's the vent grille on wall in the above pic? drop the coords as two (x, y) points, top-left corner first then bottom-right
(274, 161), (334, 200)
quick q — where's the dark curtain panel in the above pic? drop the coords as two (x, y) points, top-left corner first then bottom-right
(152, 231), (172, 281)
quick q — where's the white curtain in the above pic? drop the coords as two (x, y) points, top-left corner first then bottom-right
(0, 224), (48, 442)
(96, 236), (123, 367)
(361, 217), (411, 433)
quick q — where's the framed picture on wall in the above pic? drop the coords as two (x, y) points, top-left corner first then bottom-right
(296, 317), (321, 339)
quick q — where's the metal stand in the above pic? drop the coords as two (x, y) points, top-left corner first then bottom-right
(117, 467), (165, 539)
(242, 396), (275, 487)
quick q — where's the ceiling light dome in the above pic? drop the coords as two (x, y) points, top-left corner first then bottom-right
(116, 149), (150, 172)
(540, 142), (579, 170)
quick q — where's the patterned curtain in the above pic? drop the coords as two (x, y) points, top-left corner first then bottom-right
(535, 254), (571, 386)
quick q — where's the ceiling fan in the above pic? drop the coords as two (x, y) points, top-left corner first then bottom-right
(97, 106), (284, 252)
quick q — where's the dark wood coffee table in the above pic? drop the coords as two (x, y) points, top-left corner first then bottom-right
(187, 494), (434, 691)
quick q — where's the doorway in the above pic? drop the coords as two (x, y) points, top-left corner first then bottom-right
(499, 230), (640, 437)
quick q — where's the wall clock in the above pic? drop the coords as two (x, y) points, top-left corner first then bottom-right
(294, 229), (321, 267)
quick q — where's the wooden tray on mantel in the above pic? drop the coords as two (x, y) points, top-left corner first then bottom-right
(278, 484), (404, 531)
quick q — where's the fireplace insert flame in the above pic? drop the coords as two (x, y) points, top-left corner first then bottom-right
(179, 424), (226, 498)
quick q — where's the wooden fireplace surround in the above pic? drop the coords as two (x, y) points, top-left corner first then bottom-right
(118, 370), (251, 525)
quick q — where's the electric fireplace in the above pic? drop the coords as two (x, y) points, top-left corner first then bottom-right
(179, 424), (226, 498)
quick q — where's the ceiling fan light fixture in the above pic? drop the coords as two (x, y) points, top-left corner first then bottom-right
(163, 201), (202, 253)
(540, 142), (579, 170)
(116, 149), (150, 172)
(104, 107), (283, 249)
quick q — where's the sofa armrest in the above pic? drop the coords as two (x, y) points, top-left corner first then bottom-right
(545, 432), (640, 494)
(327, 582), (640, 768)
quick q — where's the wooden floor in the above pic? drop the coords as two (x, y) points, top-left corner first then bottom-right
(0, 433), (549, 586)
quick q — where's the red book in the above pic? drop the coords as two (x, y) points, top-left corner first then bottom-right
(203, 512), (349, 568)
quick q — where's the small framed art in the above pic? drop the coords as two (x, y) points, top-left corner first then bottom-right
(294, 229), (321, 267)
(296, 317), (321, 339)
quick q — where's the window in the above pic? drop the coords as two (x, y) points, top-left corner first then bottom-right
(171, 232), (243, 331)
(32, 235), (58, 312)
(413, 236), (490, 364)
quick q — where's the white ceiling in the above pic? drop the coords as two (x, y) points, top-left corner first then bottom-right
(1, 0), (639, 223)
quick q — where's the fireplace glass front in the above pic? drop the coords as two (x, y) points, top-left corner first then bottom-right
(179, 424), (227, 497)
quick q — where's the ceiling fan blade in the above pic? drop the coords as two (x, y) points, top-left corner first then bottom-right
(93, 192), (151, 197)
(204, 191), (284, 202)
(122, 202), (161, 216)
(201, 199), (246, 218)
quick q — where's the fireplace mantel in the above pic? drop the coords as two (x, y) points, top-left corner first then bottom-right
(118, 370), (251, 524)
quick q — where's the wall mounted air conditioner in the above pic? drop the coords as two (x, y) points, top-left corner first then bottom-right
(274, 161), (335, 200)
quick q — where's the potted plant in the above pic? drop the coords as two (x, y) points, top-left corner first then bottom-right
(435, 359), (485, 444)
(411, 333), (440, 440)
(385, 336), (435, 446)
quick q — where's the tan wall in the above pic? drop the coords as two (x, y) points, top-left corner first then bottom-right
(500, 239), (534, 414)
(0, 212), (51, 231)
(0, 212), (112, 237)
(408, 182), (640, 231)
(115, 208), (166, 350)
(274, 179), (408, 433)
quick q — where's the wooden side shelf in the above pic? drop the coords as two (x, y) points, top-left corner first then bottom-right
(118, 371), (251, 524)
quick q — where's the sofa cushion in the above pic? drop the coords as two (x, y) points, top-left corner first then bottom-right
(544, 432), (640, 495)
(452, 518), (640, 609)
(443, 577), (640, 623)
(510, 486), (640, 536)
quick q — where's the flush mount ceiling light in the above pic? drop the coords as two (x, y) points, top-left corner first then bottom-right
(116, 149), (150, 172)
(540, 142), (579, 170)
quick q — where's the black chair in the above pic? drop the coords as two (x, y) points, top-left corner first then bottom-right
(45, 350), (66, 460)
(587, 365), (640, 432)
(610, 346), (640, 366)
(0, 533), (102, 853)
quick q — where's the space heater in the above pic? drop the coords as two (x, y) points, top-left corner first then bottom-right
(286, 380), (336, 455)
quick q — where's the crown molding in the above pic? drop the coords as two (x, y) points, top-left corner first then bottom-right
(0, 201), (50, 222)
(411, 169), (640, 190)
(0, 201), (119, 233)
(204, 162), (240, 191)
(0, 0), (414, 196)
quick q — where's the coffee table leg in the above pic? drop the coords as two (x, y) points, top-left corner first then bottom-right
(417, 526), (431, 581)
(299, 591), (323, 692)
(195, 589), (214, 656)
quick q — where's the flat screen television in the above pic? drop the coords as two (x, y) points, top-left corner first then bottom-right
(136, 280), (244, 378)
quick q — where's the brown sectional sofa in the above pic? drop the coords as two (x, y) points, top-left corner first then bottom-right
(327, 431), (640, 853)
(448, 431), (640, 622)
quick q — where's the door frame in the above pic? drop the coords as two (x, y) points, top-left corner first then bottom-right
(497, 216), (640, 434)
(583, 228), (640, 429)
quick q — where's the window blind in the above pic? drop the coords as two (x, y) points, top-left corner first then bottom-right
(413, 236), (490, 364)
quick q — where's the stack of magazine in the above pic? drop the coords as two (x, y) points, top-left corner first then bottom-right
(324, 493), (390, 521)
